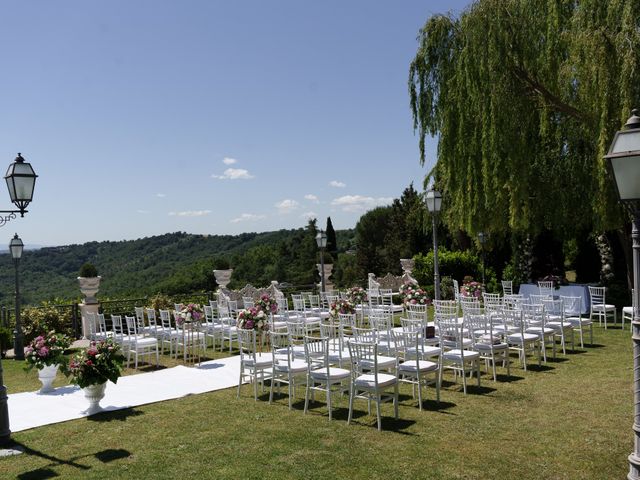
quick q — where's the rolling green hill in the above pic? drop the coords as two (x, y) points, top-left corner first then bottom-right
(0, 228), (356, 306)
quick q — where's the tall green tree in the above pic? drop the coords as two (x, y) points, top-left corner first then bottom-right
(409, 0), (640, 241)
(325, 217), (338, 256)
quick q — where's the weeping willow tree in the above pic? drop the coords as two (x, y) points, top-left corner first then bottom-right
(409, 0), (640, 246)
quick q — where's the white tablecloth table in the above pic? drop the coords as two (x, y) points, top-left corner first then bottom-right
(518, 283), (590, 314)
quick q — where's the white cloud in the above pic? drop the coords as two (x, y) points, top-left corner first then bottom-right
(168, 210), (212, 217)
(156, 193), (166, 198)
(212, 168), (254, 180)
(275, 199), (299, 214)
(223, 157), (237, 165)
(230, 213), (266, 223)
(304, 194), (319, 203)
(331, 195), (393, 213)
(329, 180), (346, 188)
(301, 211), (317, 220)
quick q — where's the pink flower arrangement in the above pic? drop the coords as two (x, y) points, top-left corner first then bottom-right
(460, 278), (484, 299)
(24, 331), (71, 372)
(236, 307), (268, 331)
(347, 286), (368, 305)
(399, 283), (431, 306)
(68, 339), (124, 388)
(256, 294), (278, 315)
(329, 299), (356, 318)
(176, 303), (204, 326)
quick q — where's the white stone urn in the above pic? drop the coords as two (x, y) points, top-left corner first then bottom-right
(213, 269), (233, 289)
(83, 382), (107, 414)
(316, 263), (334, 291)
(400, 258), (415, 275)
(38, 364), (59, 394)
(78, 276), (101, 305)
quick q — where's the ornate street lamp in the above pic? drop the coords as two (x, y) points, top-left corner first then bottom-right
(478, 232), (487, 286)
(316, 230), (328, 293)
(603, 109), (640, 480)
(9, 234), (24, 361)
(425, 188), (442, 300)
(0, 153), (37, 447)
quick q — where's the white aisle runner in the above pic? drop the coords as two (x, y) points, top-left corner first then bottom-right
(8, 355), (242, 433)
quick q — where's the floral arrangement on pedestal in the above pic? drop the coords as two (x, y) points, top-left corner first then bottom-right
(347, 286), (368, 305)
(399, 283), (431, 306)
(541, 274), (565, 289)
(329, 299), (356, 318)
(460, 276), (484, 300)
(256, 294), (278, 315)
(24, 331), (71, 373)
(176, 303), (204, 326)
(236, 307), (268, 331)
(68, 339), (125, 389)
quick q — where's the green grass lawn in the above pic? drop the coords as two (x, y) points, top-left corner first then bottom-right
(0, 324), (634, 479)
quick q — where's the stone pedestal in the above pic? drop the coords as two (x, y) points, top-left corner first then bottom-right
(79, 303), (99, 340)
(213, 269), (233, 290)
(317, 264), (334, 292)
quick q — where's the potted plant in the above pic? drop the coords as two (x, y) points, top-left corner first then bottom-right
(24, 330), (71, 394)
(78, 263), (101, 304)
(68, 338), (124, 414)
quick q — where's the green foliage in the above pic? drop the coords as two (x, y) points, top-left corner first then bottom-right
(414, 249), (482, 286)
(147, 293), (174, 311)
(79, 263), (98, 278)
(332, 253), (364, 288)
(325, 217), (338, 255)
(212, 257), (231, 270)
(0, 326), (12, 356)
(409, 0), (640, 239)
(21, 303), (74, 343)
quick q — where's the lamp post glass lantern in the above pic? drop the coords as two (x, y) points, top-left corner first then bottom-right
(425, 188), (442, 300)
(604, 109), (640, 480)
(316, 230), (328, 293)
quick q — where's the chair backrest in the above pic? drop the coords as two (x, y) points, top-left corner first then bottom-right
(174, 303), (184, 313)
(501, 280), (513, 296)
(304, 335), (330, 371)
(348, 341), (381, 378)
(237, 328), (257, 360)
(464, 305), (486, 335)
(276, 297), (289, 313)
(242, 297), (255, 309)
(204, 305), (215, 322)
(269, 330), (293, 367)
(538, 281), (554, 297)
(407, 303), (428, 321)
(159, 309), (172, 329)
(292, 298), (305, 313)
(135, 307), (145, 325)
(96, 313), (108, 334)
(369, 311), (392, 338)
(588, 286), (606, 306)
(452, 279), (461, 303)
(437, 314), (466, 351)
(125, 315), (138, 336)
(529, 294), (552, 305)
(522, 303), (546, 327)
(351, 326), (377, 343)
(111, 315), (124, 340)
(308, 295), (320, 309)
(504, 294), (524, 310)
(434, 299), (459, 322)
(542, 297), (564, 319)
(145, 308), (157, 327)
(460, 296), (481, 314)
(483, 292), (502, 306)
(560, 295), (581, 317)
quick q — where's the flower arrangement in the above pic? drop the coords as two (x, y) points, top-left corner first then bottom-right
(68, 339), (125, 388)
(347, 286), (368, 305)
(236, 307), (268, 331)
(24, 331), (71, 372)
(399, 283), (431, 306)
(256, 294), (278, 315)
(329, 299), (356, 318)
(541, 275), (563, 289)
(460, 277), (484, 299)
(176, 303), (204, 326)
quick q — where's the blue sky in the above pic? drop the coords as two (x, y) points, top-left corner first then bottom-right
(0, 0), (470, 247)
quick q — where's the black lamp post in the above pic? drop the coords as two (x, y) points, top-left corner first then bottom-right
(425, 188), (442, 300)
(0, 153), (37, 447)
(9, 234), (23, 361)
(478, 232), (487, 286)
(604, 109), (640, 480)
(316, 230), (327, 293)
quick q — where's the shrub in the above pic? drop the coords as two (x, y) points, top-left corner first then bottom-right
(79, 263), (98, 278)
(414, 249), (482, 286)
(0, 326), (12, 357)
(148, 293), (174, 311)
(21, 302), (74, 342)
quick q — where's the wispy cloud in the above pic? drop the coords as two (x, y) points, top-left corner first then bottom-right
(212, 168), (254, 180)
(301, 211), (317, 220)
(223, 157), (237, 165)
(168, 210), (212, 217)
(304, 194), (319, 203)
(156, 193), (166, 198)
(329, 180), (346, 188)
(275, 199), (299, 214)
(331, 195), (393, 213)
(230, 213), (266, 223)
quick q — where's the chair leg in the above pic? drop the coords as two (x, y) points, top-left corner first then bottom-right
(376, 395), (382, 431)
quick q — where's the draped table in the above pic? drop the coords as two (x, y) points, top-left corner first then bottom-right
(518, 283), (590, 314)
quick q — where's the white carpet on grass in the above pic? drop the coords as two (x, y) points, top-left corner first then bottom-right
(8, 355), (242, 433)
